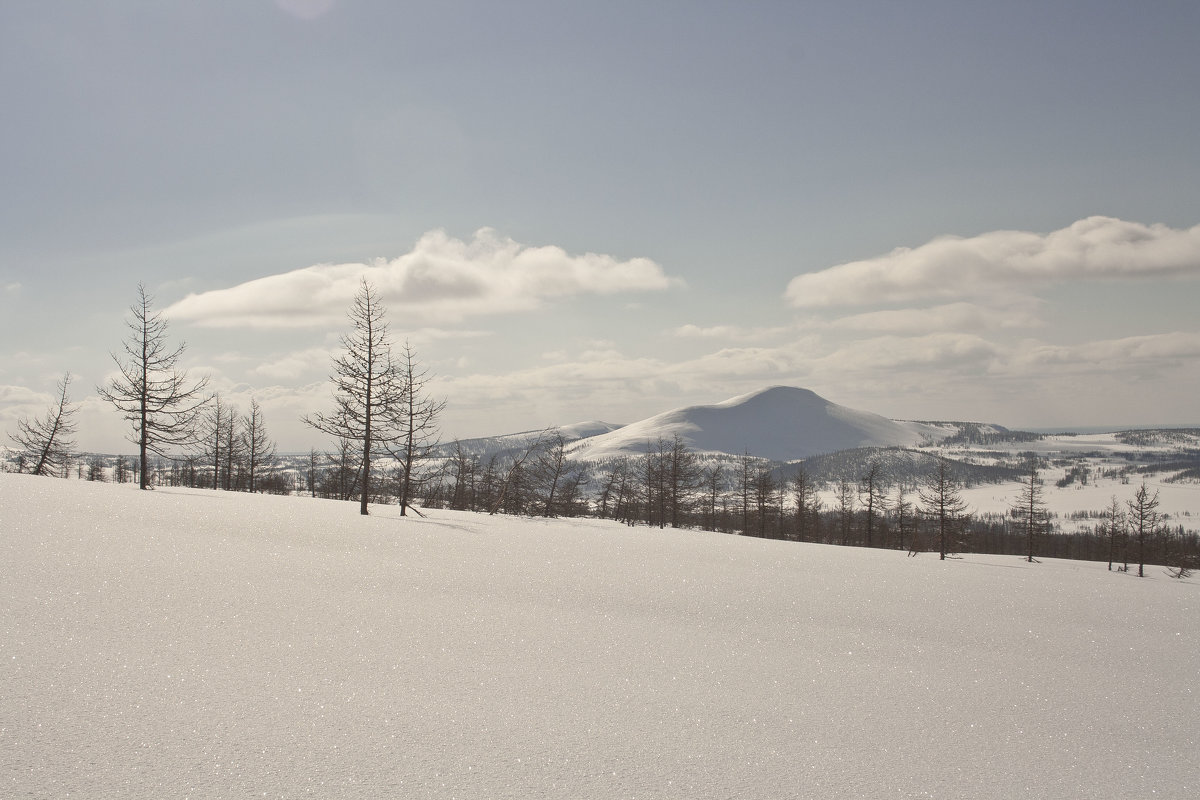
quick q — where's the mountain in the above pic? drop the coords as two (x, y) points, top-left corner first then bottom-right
(437, 420), (623, 459)
(567, 386), (951, 462)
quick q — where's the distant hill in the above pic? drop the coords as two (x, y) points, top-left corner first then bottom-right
(566, 386), (952, 462)
(436, 420), (624, 460)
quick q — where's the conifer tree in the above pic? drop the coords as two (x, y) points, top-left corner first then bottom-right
(1012, 457), (1050, 563)
(98, 285), (209, 489)
(919, 458), (971, 560)
(304, 279), (405, 515)
(8, 372), (78, 477)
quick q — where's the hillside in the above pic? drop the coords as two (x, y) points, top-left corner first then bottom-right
(2, 473), (1197, 799)
(567, 386), (951, 462)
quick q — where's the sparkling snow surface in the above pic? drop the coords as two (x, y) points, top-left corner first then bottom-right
(2, 474), (1196, 798)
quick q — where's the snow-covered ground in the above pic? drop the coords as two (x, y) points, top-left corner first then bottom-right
(924, 431), (1200, 530)
(2, 473), (1197, 799)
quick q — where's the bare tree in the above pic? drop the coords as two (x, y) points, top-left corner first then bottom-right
(1011, 457), (1050, 563)
(388, 340), (445, 516)
(448, 440), (479, 511)
(1126, 481), (1160, 578)
(303, 279), (404, 515)
(919, 458), (971, 560)
(8, 372), (78, 477)
(306, 448), (320, 498)
(701, 463), (726, 532)
(663, 435), (701, 528)
(836, 478), (856, 546)
(222, 402), (243, 491)
(489, 430), (551, 515)
(533, 431), (572, 517)
(323, 436), (362, 501)
(736, 451), (754, 535)
(1101, 495), (1126, 571)
(98, 285), (209, 489)
(242, 398), (276, 493)
(859, 460), (887, 548)
(199, 393), (230, 490)
(894, 482), (917, 554)
(114, 455), (132, 484)
(754, 467), (778, 538)
(791, 466), (820, 542)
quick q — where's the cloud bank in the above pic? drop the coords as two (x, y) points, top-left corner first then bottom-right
(786, 217), (1200, 308)
(166, 228), (677, 328)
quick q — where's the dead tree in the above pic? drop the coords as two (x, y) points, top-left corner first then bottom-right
(98, 285), (209, 489)
(303, 278), (404, 515)
(8, 372), (78, 477)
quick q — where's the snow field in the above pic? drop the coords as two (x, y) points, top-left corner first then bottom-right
(1, 473), (1196, 798)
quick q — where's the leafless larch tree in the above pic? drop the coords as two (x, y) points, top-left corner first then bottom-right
(98, 285), (209, 489)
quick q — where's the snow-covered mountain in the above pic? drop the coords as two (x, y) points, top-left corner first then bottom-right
(567, 386), (951, 462)
(439, 420), (623, 458)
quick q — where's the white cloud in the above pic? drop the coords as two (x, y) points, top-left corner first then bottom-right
(166, 228), (679, 328)
(785, 217), (1200, 308)
(812, 333), (1002, 374)
(671, 323), (791, 342)
(1007, 331), (1200, 374)
(828, 301), (1044, 334)
(251, 348), (333, 381)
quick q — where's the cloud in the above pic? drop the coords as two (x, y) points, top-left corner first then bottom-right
(165, 228), (678, 328)
(785, 217), (1200, 308)
(251, 348), (334, 381)
(1008, 331), (1200, 374)
(828, 301), (1044, 334)
(671, 323), (791, 342)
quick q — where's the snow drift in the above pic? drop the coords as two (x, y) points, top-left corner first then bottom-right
(2, 473), (1196, 798)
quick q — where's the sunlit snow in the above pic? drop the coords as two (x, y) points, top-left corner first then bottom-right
(1, 473), (1196, 798)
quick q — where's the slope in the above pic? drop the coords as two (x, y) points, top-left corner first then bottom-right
(570, 385), (947, 462)
(2, 473), (1196, 799)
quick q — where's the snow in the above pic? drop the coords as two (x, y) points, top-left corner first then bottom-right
(2, 473), (1197, 798)
(571, 386), (942, 462)
(922, 431), (1200, 529)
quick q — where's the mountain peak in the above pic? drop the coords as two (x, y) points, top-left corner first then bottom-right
(570, 386), (936, 462)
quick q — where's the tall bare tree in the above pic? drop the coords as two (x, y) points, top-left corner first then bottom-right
(200, 393), (230, 490)
(388, 340), (445, 516)
(1011, 457), (1050, 563)
(701, 463), (726, 532)
(1101, 495), (1126, 571)
(664, 434), (700, 528)
(242, 398), (276, 493)
(1126, 481), (1160, 578)
(894, 482), (917, 554)
(919, 458), (971, 560)
(754, 467), (778, 538)
(303, 279), (404, 515)
(9, 372), (78, 476)
(836, 478), (856, 546)
(859, 460), (887, 548)
(791, 466), (820, 542)
(98, 285), (209, 489)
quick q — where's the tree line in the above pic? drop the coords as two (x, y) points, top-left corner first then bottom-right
(5, 282), (1197, 578)
(417, 434), (1198, 577)
(6, 280), (443, 513)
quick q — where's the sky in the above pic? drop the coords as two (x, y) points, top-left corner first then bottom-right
(2, 0), (1199, 453)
